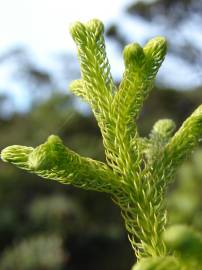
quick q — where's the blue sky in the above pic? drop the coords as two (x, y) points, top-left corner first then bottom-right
(0, 0), (131, 112)
(0, 0), (132, 52)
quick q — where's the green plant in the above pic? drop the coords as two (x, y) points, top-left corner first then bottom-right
(1, 19), (202, 269)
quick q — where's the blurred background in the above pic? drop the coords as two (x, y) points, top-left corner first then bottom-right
(0, 0), (202, 269)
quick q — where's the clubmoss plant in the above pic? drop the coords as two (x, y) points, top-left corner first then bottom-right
(1, 19), (202, 268)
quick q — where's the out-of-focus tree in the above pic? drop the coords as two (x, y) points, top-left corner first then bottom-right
(168, 148), (202, 231)
(127, 0), (202, 62)
(29, 195), (85, 234)
(0, 47), (80, 112)
(107, 0), (202, 88)
(0, 235), (65, 270)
